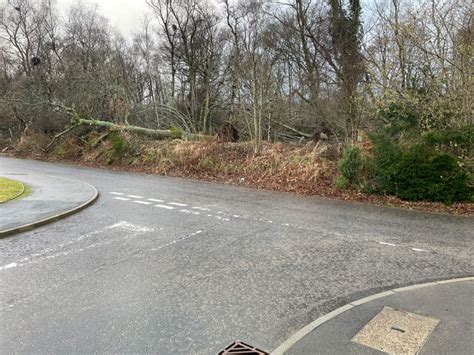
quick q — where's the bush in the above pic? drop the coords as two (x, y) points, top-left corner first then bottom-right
(423, 125), (473, 159)
(335, 175), (350, 189)
(369, 134), (402, 194)
(379, 100), (420, 135)
(337, 146), (362, 187)
(390, 146), (472, 204)
(109, 131), (126, 155)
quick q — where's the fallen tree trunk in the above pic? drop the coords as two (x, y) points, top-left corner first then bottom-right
(45, 106), (210, 151)
(276, 122), (312, 138)
(73, 117), (196, 139)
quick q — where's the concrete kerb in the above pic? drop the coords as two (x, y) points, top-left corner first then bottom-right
(271, 276), (474, 355)
(0, 178), (99, 238)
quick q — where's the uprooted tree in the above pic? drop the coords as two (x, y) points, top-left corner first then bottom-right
(45, 105), (208, 151)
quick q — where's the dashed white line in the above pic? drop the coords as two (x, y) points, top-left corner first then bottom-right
(192, 206), (211, 211)
(148, 198), (164, 203)
(378, 242), (397, 247)
(109, 192), (124, 195)
(114, 197), (130, 201)
(127, 195), (144, 199)
(155, 204), (175, 210)
(412, 248), (429, 252)
(169, 202), (188, 207)
(133, 200), (152, 205)
(0, 263), (18, 271)
(179, 209), (200, 215)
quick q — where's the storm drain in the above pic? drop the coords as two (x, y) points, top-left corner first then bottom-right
(218, 341), (269, 355)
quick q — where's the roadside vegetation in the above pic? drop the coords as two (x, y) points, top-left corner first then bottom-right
(0, 0), (472, 215)
(0, 177), (25, 203)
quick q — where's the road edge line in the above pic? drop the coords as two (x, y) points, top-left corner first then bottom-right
(270, 276), (474, 355)
(0, 178), (99, 238)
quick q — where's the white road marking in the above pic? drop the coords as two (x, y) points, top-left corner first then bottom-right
(0, 222), (156, 272)
(412, 248), (429, 252)
(179, 209), (200, 215)
(192, 206), (211, 211)
(106, 221), (155, 233)
(379, 242), (397, 247)
(109, 192), (124, 195)
(148, 198), (164, 203)
(150, 230), (203, 252)
(114, 197), (130, 201)
(0, 263), (18, 271)
(169, 202), (188, 207)
(127, 195), (144, 199)
(133, 200), (152, 205)
(155, 204), (175, 210)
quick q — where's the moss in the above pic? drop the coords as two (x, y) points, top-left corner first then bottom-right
(170, 127), (183, 139)
(0, 177), (27, 203)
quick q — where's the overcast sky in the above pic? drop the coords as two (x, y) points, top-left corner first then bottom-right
(57, 0), (151, 36)
(54, 0), (376, 38)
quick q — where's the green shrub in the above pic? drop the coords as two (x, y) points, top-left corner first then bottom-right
(337, 146), (362, 187)
(369, 134), (402, 194)
(423, 125), (473, 159)
(379, 100), (420, 135)
(335, 175), (350, 189)
(109, 131), (126, 155)
(390, 146), (472, 204)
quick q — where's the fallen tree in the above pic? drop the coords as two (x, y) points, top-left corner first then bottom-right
(45, 106), (208, 151)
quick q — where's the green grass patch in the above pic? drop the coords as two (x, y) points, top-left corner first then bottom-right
(0, 177), (26, 203)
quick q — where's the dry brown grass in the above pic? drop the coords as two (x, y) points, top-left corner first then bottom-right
(8, 132), (474, 216)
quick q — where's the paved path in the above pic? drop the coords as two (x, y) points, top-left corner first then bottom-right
(287, 280), (473, 354)
(0, 171), (97, 235)
(0, 157), (472, 354)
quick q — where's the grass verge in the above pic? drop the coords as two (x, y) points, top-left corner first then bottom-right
(7, 132), (474, 216)
(0, 177), (26, 203)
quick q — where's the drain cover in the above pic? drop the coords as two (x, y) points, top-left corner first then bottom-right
(218, 341), (269, 355)
(352, 306), (439, 354)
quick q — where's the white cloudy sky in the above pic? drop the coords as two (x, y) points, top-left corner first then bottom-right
(54, 0), (376, 37)
(57, 0), (151, 36)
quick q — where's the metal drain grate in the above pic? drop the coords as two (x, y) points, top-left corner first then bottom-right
(218, 341), (269, 355)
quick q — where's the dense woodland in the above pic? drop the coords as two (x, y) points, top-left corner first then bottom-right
(0, 0), (472, 206)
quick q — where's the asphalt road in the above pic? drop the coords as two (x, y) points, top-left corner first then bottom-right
(0, 156), (472, 354)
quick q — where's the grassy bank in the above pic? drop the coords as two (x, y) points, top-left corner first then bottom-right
(7, 131), (474, 216)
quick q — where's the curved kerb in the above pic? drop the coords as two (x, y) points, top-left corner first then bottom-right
(271, 276), (474, 355)
(0, 178), (99, 238)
